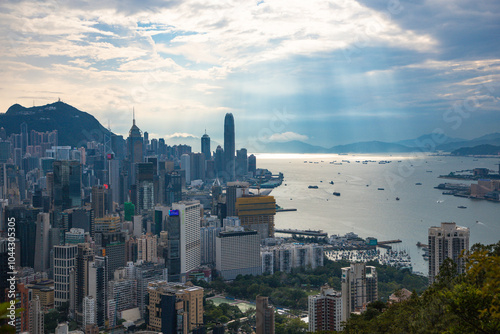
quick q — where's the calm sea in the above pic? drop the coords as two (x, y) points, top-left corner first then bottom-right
(256, 153), (500, 275)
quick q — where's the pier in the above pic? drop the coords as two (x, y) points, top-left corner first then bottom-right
(377, 239), (402, 249)
(276, 208), (297, 212)
(275, 229), (328, 237)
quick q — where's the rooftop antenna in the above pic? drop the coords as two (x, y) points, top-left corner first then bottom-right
(133, 107), (136, 126)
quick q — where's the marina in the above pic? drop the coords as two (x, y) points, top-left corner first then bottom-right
(325, 248), (412, 269)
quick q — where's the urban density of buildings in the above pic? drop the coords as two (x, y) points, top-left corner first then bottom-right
(0, 108), (475, 333)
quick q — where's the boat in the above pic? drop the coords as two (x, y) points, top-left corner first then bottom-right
(333, 192), (341, 196)
(396, 197), (400, 201)
(329, 181), (334, 185)
(308, 185), (319, 189)
(458, 205), (467, 209)
(378, 188), (384, 190)
(415, 183), (422, 185)
(442, 191), (454, 195)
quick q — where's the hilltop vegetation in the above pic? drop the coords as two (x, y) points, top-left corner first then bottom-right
(344, 242), (500, 333)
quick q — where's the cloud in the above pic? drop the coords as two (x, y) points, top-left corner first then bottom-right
(0, 0), (498, 146)
(164, 132), (198, 139)
(269, 132), (308, 142)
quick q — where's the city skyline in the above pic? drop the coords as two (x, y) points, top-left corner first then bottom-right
(0, 1), (499, 148)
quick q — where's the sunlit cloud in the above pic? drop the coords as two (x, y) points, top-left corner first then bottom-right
(0, 0), (498, 145)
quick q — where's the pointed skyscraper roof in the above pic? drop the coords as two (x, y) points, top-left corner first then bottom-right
(129, 107), (142, 138)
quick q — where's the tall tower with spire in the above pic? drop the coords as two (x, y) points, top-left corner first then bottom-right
(224, 113), (235, 181)
(127, 108), (143, 164)
(201, 130), (211, 161)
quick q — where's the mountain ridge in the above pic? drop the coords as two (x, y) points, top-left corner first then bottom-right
(2, 101), (499, 154)
(1, 101), (111, 147)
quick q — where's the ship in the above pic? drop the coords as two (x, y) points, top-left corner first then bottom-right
(308, 185), (319, 189)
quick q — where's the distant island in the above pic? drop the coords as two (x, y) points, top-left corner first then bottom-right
(451, 144), (500, 156)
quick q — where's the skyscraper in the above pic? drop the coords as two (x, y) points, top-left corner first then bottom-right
(216, 228), (262, 280)
(164, 171), (182, 206)
(341, 263), (378, 323)
(428, 222), (470, 285)
(180, 154), (191, 185)
(226, 181), (249, 217)
(95, 232), (126, 281)
(248, 154), (256, 176)
(34, 212), (51, 273)
(53, 245), (78, 307)
(53, 160), (81, 210)
(214, 145), (224, 178)
(127, 112), (143, 164)
(236, 195), (276, 239)
(136, 162), (154, 214)
(7, 205), (39, 268)
(167, 201), (202, 282)
(224, 113), (235, 181)
(256, 296), (275, 334)
(201, 132), (211, 161)
(91, 185), (108, 219)
(236, 148), (248, 178)
(88, 255), (108, 327)
(190, 152), (206, 182)
(308, 285), (342, 332)
(21, 122), (28, 155)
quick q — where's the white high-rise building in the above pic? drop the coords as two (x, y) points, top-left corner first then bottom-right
(216, 229), (262, 280)
(53, 245), (78, 307)
(83, 296), (96, 327)
(428, 222), (470, 284)
(308, 285), (342, 333)
(341, 263), (378, 323)
(171, 201), (201, 280)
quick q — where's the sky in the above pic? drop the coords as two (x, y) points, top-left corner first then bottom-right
(0, 0), (499, 151)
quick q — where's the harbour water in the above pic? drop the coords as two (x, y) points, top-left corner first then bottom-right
(257, 153), (500, 275)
